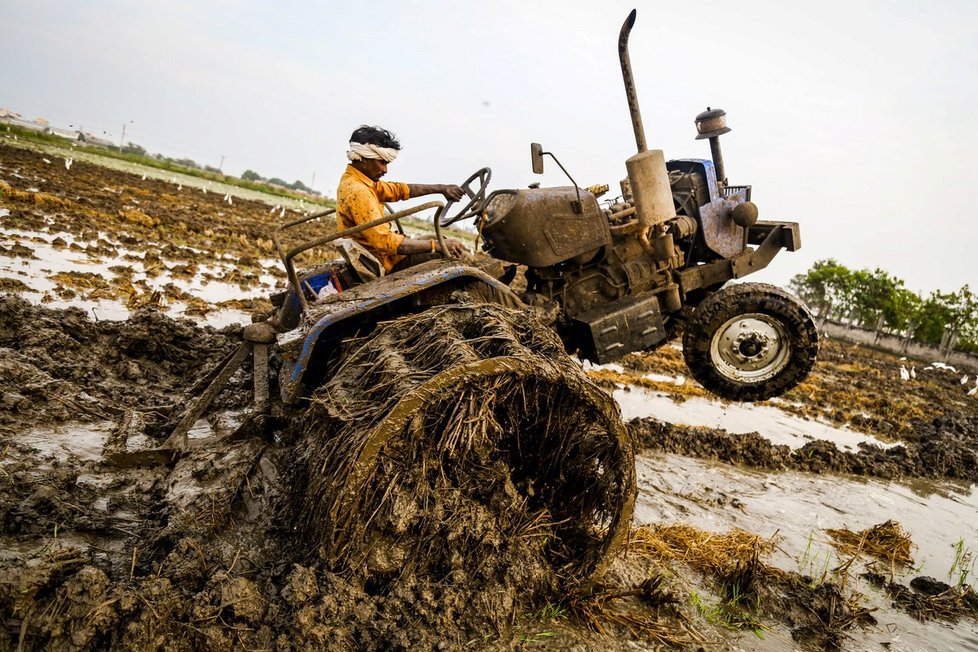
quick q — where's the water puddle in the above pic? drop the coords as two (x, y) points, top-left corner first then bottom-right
(615, 385), (896, 452)
(633, 452), (978, 650)
(13, 420), (114, 464)
(1, 226), (280, 327)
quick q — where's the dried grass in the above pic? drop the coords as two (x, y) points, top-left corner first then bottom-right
(825, 520), (915, 567)
(629, 524), (782, 586)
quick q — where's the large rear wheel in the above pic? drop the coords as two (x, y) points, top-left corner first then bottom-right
(683, 283), (818, 401)
(293, 303), (635, 607)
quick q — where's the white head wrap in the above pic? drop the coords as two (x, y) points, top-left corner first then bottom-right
(347, 142), (399, 163)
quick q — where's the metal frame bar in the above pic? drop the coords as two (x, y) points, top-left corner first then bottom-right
(271, 201), (445, 312)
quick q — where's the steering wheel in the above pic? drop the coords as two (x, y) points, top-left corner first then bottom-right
(439, 167), (491, 227)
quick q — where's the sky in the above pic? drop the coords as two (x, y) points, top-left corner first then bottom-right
(2, 0), (977, 296)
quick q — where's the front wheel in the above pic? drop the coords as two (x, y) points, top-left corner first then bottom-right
(682, 283), (818, 401)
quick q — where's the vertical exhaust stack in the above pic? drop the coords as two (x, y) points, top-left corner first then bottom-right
(618, 9), (676, 239)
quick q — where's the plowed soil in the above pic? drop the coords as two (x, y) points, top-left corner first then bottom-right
(2, 140), (977, 650)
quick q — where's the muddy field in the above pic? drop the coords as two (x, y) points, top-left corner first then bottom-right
(2, 140), (978, 650)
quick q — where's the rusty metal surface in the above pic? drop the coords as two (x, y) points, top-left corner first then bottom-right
(694, 107), (731, 140)
(677, 260), (735, 294)
(732, 225), (783, 278)
(618, 9), (647, 153)
(678, 222), (794, 294)
(573, 292), (666, 364)
(748, 220), (801, 251)
(481, 187), (610, 267)
(161, 341), (254, 449)
(698, 187), (750, 259)
(253, 344), (269, 414)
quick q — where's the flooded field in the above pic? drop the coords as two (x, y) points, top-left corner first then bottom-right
(2, 139), (977, 650)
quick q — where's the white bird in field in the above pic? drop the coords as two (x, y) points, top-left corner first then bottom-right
(968, 384), (977, 397)
(899, 356), (907, 361)
(961, 376), (969, 385)
(177, 184), (182, 191)
(269, 204), (278, 214)
(64, 158), (73, 170)
(141, 174), (147, 180)
(899, 365), (910, 381)
(42, 158), (51, 164)
(932, 362), (957, 372)
(202, 185), (207, 194)
(910, 366), (916, 379)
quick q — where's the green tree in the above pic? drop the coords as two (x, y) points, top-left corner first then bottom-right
(794, 261), (977, 353)
(847, 268), (905, 331)
(241, 169), (264, 181)
(887, 287), (922, 333)
(789, 259), (853, 319)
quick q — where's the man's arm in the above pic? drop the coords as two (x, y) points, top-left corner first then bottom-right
(397, 184), (468, 256)
(407, 184), (465, 202)
(396, 235), (467, 257)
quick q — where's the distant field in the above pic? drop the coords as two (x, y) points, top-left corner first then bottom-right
(0, 122), (332, 206)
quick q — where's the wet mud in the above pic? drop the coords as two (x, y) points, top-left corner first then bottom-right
(626, 339), (978, 484)
(2, 142), (978, 650)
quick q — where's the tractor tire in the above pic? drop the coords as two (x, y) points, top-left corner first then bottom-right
(682, 282), (818, 402)
(293, 303), (635, 601)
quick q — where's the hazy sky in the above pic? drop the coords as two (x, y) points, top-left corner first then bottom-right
(2, 0), (977, 296)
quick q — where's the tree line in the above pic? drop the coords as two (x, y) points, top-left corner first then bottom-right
(790, 259), (977, 354)
(120, 145), (320, 195)
(240, 169), (315, 194)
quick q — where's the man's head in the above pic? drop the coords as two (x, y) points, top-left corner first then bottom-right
(348, 125), (401, 181)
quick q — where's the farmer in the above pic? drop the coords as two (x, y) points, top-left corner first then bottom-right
(336, 125), (469, 273)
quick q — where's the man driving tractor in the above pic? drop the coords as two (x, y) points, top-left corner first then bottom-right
(336, 125), (469, 272)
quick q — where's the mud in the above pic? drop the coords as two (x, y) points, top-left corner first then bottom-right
(3, 141), (978, 650)
(0, 295), (237, 436)
(626, 339), (978, 485)
(0, 142), (308, 266)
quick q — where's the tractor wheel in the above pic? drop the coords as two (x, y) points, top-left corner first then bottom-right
(682, 282), (818, 402)
(292, 303), (635, 603)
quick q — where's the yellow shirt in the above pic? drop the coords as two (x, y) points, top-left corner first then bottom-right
(336, 164), (411, 272)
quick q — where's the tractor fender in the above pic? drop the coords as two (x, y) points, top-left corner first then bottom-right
(277, 262), (519, 403)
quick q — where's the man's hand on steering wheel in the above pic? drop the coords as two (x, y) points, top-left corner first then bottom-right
(441, 185), (465, 202)
(439, 168), (491, 226)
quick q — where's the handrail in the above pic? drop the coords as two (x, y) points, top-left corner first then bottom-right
(272, 201), (445, 313)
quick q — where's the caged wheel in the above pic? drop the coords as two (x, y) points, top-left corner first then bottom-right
(682, 282), (819, 402)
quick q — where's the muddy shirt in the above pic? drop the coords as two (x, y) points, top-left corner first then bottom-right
(336, 164), (411, 272)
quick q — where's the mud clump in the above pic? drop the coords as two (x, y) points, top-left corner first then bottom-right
(0, 294), (236, 435)
(0, 301), (639, 650)
(629, 413), (978, 484)
(293, 304), (636, 644)
(863, 572), (978, 623)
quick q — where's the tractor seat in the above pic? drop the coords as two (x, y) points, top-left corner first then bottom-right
(334, 238), (384, 284)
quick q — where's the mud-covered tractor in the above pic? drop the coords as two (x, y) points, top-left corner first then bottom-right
(160, 9), (817, 592)
(269, 8), (817, 403)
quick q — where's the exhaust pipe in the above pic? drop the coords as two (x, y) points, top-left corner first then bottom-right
(618, 9), (676, 238)
(618, 9), (646, 153)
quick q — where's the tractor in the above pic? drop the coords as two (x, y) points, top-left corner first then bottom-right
(151, 9), (817, 590)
